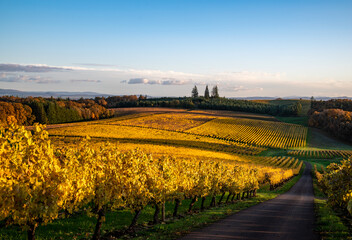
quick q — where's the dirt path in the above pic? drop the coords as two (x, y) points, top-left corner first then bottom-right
(180, 163), (318, 240)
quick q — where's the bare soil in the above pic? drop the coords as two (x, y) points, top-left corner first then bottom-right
(180, 163), (318, 240)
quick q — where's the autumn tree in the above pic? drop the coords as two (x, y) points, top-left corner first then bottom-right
(0, 102), (34, 125)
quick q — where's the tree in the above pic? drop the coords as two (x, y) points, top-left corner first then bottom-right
(191, 86), (199, 98)
(295, 102), (303, 116)
(46, 102), (58, 124)
(30, 101), (48, 124)
(204, 85), (210, 99)
(310, 96), (315, 110)
(211, 85), (219, 98)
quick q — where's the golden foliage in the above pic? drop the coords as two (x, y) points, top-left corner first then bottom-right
(0, 122), (71, 229)
(188, 117), (307, 148)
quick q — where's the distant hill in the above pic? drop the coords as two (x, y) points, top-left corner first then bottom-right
(0, 88), (111, 99)
(0, 88), (351, 100)
(231, 96), (352, 101)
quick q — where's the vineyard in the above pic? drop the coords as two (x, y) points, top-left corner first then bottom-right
(49, 111), (307, 151)
(48, 121), (267, 155)
(187, 117), (308, 148)
(288, 149), (352, 159)
(106, 112), (215, 131)
(0, 119), (303, 240)
(2, 107), (352, 239)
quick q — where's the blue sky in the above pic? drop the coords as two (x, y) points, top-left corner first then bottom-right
(0, 0), (351, 97)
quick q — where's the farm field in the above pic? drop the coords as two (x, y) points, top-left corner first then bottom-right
(2, 107), (351, 239)
(106, 112), (215, 131)
(49, 109), (308, 149)
(1, 116), (303, 240)
(47, 109), (306, 200)
(187, 117), (307, 148)
(48, 122), (266, 155)
(111, 107), (279, 122)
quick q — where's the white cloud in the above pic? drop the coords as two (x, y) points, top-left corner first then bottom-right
(0, 63), (71, 72)
(70, 79), (102, 83)
(0, 73), (60, 84)
(128, 78), (150, 84)
(222, 86), (264, 92)
(161, 78), (191, 85)
(125, 77), (190, 85)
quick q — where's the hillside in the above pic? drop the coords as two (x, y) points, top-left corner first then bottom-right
(1, 107), (351, 239)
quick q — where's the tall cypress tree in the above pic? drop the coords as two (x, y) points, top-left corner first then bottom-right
(46, 102), (57, 124)
(204, 85), (210, 99)
(191, 85), (199, 98)
(211, 85), (219, 98)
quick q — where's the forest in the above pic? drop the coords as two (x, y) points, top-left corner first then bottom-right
(0, 96), (112, 125)
(309, 99), (352, 142)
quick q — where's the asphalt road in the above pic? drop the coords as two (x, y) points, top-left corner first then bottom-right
(180, 162), (319, 240)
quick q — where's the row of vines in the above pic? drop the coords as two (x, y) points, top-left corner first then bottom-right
(187, 118), (308, 148)
(288, 149), (352, 159)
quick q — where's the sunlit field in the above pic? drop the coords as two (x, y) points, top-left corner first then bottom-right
(188, 117), (307, 148)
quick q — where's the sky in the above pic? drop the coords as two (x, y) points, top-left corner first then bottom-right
(0, 0), (351, 97)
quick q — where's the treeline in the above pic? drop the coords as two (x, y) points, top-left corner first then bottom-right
(105, 96), (302, 116)
(309, 109), (352, 142)
(104, 95), (145, 108)
(0, 96), (112, 125)
(0, 94), (304, 125)
(310, 99), (352, 113)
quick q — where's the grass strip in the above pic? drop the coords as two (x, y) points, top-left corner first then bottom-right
(314, 199), (351, 240)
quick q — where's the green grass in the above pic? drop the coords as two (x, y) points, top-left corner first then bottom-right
(314, 199), (351, 240)
(307, 128), (352, 150)
(276, 116), (309, 127)
(259, 148), (288, 157)
(0, 172), (303, 240)
(304, 158), (340, 169)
